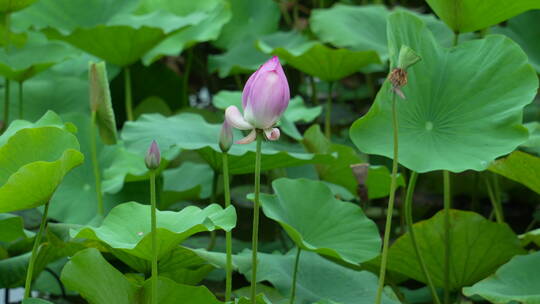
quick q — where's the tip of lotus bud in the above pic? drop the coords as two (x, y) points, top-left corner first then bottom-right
(145, 140), (161, 170)
(219, 120), (233, 152)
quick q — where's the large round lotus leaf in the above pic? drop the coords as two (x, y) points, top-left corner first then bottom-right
(119, 113), (335, 176)
(236, 250), (400, 304)
(0, 126), (84, 213)
(259, 178), (381, 264)
(493, 10), (540, 74)
(0, 33), (73, 82)
(489, 151), (540, 195)
(425, 0), (540, 33)
(257, 31), (380, 81)
(463, 251), (540, 304)
(0, 214), (30, 243)
(12, 0), (206, 67)
(349, 12), (538, 173)
(0, 0), (37, 13)
(61, 248), (222, 304)
(386, 210), (524, 290)
(71, 202), (236, 261)
(136, 0), (231, 65)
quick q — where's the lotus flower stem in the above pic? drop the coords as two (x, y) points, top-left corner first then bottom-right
(182, 48), (194, 108)
(18, 81), (23, 119)
(124, 67), (133, 121)
(324, 81), (334, 139)
(485, 174), (504, 224)
(405, 172), (441, 304)
(24, 201), (51, 299)
(4, 288), (9, 303)
(250, 130), (263, 303)
(309, 76), (318, 105)
(2, 78), (9, 132)
(150, 171), (158, 304)
(443, 170), (451, 304)
(222, 152), (233, 301)
(207, 172), (219, 251)
(375, 92), (398, 304)
(289, 247), (302, 304)
(89, 110), (104, 216)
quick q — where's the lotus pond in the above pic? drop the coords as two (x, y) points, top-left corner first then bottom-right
(1, 0), (540, 303)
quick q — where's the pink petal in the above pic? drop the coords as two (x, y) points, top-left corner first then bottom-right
(225, 106), (252, 130)
(236, 129), (257, 144)
(264, 128), (280, 141)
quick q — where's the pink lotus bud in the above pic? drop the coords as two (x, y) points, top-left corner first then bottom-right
(242, 56), (290, 129)
(145, 140), (161, 170)
(219, 120), (233, 152)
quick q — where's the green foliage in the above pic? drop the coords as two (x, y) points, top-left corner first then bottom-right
(259, 178), (381, 264)
(425, 0), (540, 33)
(350, 11), (538, 173)
(489, 151), (540, 195)
(386, 210), (524, 290)
(463, 251), (540, 304)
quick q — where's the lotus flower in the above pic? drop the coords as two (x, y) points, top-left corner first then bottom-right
(145, 140), (161, 170)
(225, 56), (290, 144)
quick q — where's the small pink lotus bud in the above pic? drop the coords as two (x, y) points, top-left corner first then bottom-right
(219, 120), (233, 152)
(145, 140), (161, 170)
(242, 56), (290, 129)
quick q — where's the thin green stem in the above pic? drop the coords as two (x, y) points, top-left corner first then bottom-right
(90, 110), (104, 216)
(17, 81), (22, 119)
(485, 175), (504, 224)
(292, 0), (299, 27)
(251, 131), (263, 303)
(366, 74), (375, 101)
(124, 67), (133, 121)
(443, 170), (451, 304)
(223, 152), (233, 301)
(281, 0), (293, 26)
(182, 48), (194, 108)
(375, 93), (399, 304)
(24, 201), (50, 299)
(150, 171), (158, 304)
(405, 172), (441, 304)
(324, 82), (333, 139)
(289, 247), (302, 304)
(452, 32), (460, 47)
(207, 171), (219, 251)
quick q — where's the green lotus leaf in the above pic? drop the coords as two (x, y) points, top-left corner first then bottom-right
(425, 0), (540, 33)
(0, 214), (30, 243)
(72, 202), (236, 261)
(0, 126), (84, 213)
(350, 11), (538, 173)
(309, 4), (457, 62)
(257, 31), (380, 81)
(156, 247), (214, 285)
(119, 113), (335, 176)
(236, 250), (400, 304)
(136, 0), (231, 65)
(0, 32), (73, 82)
(208, 0), (280, 77)
(489, 151), (540, 195)
(212, 91), (322, 140)
(365, 165), (405, 200)
(259, 178), (381, 264)
(463, 251), (540, 304)
(493, 10), (540, 73)
(162, 162), (213, 201)
(519, 228), (540, 247)
(89, 61), (117, 145)
(386, 210), (525, 290)
(0, 0), (37, 13)
(234, 294), (272, 304)
(12, 0), (206, 67)
(61, 248), (222, 304)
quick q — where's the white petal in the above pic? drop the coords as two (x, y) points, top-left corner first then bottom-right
(236, 129), (257, 144)
(264, 128), (280, 141)
(225, 106), (252, 130)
